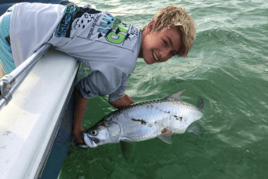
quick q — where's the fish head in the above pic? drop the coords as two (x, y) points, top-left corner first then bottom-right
(83, 120), (121, 148)
(83, 125), (109, 148)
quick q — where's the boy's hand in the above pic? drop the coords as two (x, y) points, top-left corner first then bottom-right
(73, 127), (84, 144)
(73, 87), (87, 145)
(110, 94), (135, 109)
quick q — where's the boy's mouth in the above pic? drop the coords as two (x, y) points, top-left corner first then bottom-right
(152, 51), (159, 61)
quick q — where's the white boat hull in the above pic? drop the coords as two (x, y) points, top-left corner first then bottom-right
(0, 48), (79, 179)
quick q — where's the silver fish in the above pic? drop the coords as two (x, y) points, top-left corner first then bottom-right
(82, 89), (204, 148)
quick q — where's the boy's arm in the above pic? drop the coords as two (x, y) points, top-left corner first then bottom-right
(72, 70), (132, 144)
(109, 94), (135, 109)
(73, 87), (87, 144)
(72, 91), (134, 144)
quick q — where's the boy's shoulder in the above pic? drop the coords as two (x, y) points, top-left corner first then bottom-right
(57, 6), (141, 52)
(51, 6), (141, 75)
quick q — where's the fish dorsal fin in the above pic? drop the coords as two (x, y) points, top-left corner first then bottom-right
(158, 128), (173, 144)
(164, 89), (185, 101)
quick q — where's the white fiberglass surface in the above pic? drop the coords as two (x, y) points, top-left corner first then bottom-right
(0, 49), (78, 179)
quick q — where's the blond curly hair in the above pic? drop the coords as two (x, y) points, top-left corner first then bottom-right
(142, 5), (196, 57)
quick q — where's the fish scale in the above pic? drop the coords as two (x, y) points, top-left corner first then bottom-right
(116, 100), (197, 141)
(83, 89), (204, 148)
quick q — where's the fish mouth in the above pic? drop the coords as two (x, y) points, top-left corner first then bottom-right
(83, 133), (98, 148)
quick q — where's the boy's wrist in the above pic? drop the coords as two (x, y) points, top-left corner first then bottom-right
(73, 127), (84, 144)
(73, 123), (84, 132)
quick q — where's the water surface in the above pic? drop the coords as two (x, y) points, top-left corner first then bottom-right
(59, 0), (268, 178)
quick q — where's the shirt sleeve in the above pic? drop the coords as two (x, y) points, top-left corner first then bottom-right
(10, 2), (66, 67)
(76, 65), (126, 100)
(108, 73), (129, 102)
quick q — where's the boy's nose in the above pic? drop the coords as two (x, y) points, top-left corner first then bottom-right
(160, 49), (171, 61)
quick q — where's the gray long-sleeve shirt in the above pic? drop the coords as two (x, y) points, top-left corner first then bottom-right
(10, 3), (141, 102)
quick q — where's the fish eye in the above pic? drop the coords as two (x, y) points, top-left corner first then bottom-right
(90, 130), (98, 136)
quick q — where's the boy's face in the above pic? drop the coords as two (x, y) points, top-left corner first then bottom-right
(139, 22), (182, 64)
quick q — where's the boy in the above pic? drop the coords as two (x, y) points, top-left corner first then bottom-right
(0, 2), (195, 146)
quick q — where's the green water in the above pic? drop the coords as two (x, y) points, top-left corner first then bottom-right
(59, 0), (268, 178)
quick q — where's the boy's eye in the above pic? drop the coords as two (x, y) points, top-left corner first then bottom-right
(164, 40), (175, 56)
(164, 40), (168, 46)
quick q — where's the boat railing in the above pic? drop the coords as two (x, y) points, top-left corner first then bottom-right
(0, 43), (51, 110)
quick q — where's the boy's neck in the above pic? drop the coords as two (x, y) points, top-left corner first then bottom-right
(138, 29), (146, 58)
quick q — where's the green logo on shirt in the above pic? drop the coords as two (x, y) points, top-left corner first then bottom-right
(99, 14), (129, 44)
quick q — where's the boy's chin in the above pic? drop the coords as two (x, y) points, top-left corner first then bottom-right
(143, 58), (153, 65)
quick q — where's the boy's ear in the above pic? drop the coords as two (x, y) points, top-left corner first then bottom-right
(147, 19), (157, 33)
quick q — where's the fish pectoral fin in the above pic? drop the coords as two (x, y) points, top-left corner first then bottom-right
(120, 141), (135, 161)
(120, 137), (133, 143)
(164, 89), (185, 101)
(158, 128), (173, 144)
